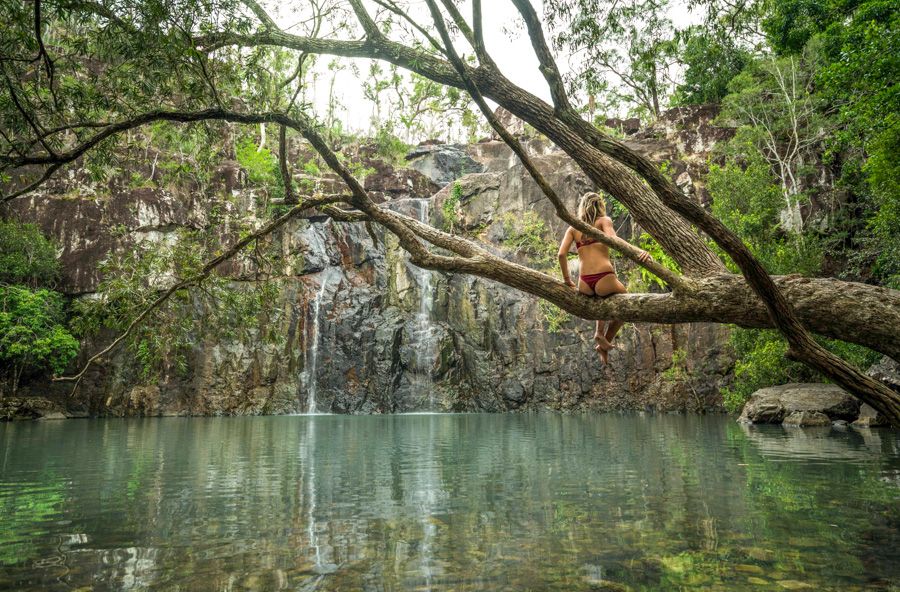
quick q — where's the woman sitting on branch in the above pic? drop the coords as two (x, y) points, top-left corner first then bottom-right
(558, 192), (650, 364)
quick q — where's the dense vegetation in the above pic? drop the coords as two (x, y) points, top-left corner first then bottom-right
(0, 222), (78, 394)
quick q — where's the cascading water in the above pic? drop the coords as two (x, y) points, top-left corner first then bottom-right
(302, 271), (331, 414)
(408, 199), (439, 410)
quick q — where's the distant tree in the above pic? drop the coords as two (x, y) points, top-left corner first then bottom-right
(671, 28), (752, 106)
(813, 0), (900, 287)
(0, 287), (78, 395)
(546, 0), (678, 119)
(0, 221), (59, 288)
(718, 48), (828, 234)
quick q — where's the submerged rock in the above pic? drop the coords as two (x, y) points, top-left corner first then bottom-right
(739, 383), (860, 425)
(1, 397), (69, 420)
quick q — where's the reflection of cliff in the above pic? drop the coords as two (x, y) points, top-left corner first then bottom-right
(4, 106), (737, 415)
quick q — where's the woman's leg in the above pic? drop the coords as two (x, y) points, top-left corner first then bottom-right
(594, 275), (628, 357)
(580, 279), (613, 363)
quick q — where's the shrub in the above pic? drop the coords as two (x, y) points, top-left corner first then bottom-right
(235, 138), (279, 186)
(0, 221), (59, 287)
(721, 328), (880, 413)
(0, 286), (79, 394)
(442, 181), (462, 232)
(538, 300), (570, 333)
(501, 211), (556, 268)
(373, 125), (410, 164)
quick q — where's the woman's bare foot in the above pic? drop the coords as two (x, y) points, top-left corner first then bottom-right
(597, 346), (610, 365)
(593, 334), (615, 352)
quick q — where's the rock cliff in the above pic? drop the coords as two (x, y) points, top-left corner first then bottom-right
(2, 106), (737, 417)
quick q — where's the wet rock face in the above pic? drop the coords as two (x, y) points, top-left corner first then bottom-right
(4, 111), (741, 417)
(405, 144), (484, 187)
(739, 384), (861, 425)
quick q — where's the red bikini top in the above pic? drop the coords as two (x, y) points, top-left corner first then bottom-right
(575, 236), (598, 249)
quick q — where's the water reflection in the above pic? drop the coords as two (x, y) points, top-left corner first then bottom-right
(0, 414), (897, 591)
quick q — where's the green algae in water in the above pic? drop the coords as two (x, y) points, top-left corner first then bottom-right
(0, 414), (897, 591)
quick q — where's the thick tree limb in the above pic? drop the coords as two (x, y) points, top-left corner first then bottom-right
(389, 207), (900, 361)
(278, 124), (297, 205)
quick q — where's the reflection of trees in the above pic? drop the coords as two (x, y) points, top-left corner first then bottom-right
(0, 416), (897, 590)
(726, 423), (900, 585)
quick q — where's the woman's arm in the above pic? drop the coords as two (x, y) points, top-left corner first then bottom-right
(558, 227), (576, 287)
(600, 217), (650, 262)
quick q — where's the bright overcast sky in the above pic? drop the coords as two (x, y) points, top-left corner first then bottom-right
(270, 0), (701, 136)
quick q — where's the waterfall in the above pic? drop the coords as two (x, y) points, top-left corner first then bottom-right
(303, 271), (331, 414)
(409, 199), (438, 410)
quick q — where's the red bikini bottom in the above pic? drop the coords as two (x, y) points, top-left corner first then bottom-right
(580, 271), (614, 291)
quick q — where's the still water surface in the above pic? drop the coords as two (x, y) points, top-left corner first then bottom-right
(0, 414), (898, 591)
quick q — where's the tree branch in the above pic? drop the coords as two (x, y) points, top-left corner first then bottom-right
(509, 0), (574, 114)
(56, 193), (347, 391)
(278, 124), (297, 205)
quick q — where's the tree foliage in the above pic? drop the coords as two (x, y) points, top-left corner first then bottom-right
(547, 0), (678, 119)
(0, 285), (78, 395)
(671, 28), (751, 106)
(0, 221), (59, 287)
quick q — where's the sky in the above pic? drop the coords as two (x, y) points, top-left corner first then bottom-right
(270, 0), (702, 139)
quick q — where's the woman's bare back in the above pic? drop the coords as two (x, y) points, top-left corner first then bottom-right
(573, 217), (615, 275)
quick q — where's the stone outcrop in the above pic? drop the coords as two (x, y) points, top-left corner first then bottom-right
(2, 106), (743, 418)
(739, 383), (861, 425)
(782, 410), (832, 427)
(406, 143), (484, 187)
(851, 357), (900, 427)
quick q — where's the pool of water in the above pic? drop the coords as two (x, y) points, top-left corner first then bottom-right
(0, 414), (898, 591)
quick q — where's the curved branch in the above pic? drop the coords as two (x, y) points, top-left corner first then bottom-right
(509, 0), (573, 114)
(192, 27), (725, 275)
(56, 193), (347, 390)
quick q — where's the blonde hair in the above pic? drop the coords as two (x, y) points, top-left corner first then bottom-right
(577, 192), (606, 224)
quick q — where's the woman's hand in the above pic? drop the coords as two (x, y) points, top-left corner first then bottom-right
(637, 250), (652, 263)
(564, 277), (576, 288)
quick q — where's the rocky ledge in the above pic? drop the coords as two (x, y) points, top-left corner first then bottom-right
(740, 382), (896, 429)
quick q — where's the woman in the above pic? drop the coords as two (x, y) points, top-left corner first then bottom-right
(557, 192), (649, 364)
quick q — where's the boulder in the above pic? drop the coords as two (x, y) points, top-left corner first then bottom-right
(853, 404), (890, 428)
(405, 144), (484, 186)
(604, 117), (641, 135)
(739, 383), (861, 425)
(850, 357), (900, 427)
(783, 410), (832, 427)
(867, 356), (900, 393)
